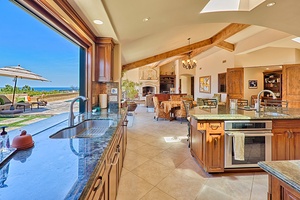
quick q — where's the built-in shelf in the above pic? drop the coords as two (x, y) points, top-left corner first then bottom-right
(160, 75), (175, 93)
(263, 71), (282, 100)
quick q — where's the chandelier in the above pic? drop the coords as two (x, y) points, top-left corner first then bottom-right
(182, 38), (197, 69)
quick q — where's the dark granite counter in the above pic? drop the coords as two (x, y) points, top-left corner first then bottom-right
(189, 105), (300, 120)
(0, 108), (126, 200)
(258, 160), (300, 193)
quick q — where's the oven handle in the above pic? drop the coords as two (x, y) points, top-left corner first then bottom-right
(225, 132), (273, 137)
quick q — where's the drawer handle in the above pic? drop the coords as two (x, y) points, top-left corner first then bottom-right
(210, 125), (220, 130)
(111, 152), (120, 165)
(93, 176), (103, 191)
(111, 145), (120, 165)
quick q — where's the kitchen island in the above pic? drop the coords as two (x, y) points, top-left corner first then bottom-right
(189, 106), (300, 173)
(258, 160), (300, 200)
(0, 108), (127, 200)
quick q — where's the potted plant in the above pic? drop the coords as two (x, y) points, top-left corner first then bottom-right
(121, 79), (141, 112)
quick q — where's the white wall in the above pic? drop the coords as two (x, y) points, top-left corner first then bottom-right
(180, 75), (192, 95)
(244, 67), (265, 104)
(194, 50), (233, 102)
(235, 47), (298, 67)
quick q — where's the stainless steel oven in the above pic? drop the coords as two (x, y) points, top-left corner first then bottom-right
(224, 120), (273, 168)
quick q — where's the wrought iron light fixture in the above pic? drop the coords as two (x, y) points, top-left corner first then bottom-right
(182, 38), (197, 69)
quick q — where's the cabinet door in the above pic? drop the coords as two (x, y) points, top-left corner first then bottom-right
(226, 67), (244, 105)
(272, 129), (289, 161)
(282, 64), (300, 108)
(108, 143), (121, 200)
(190, 119), (205, 166)
(289, 130), (300, 160)
(206, 133), (224, 172)
(87, 162), (107, 200)
(95, 38), (114, 82)
(206, 122), (224, 172)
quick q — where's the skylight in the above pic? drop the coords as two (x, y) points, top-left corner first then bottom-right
(200, 0), (266, 13)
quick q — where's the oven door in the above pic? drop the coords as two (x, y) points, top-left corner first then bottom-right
(225, 131), (273, 168)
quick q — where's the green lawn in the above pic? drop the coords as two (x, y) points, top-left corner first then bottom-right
(0, 115), (50, 128)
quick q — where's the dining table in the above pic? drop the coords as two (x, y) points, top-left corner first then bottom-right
(160, 100), (182, 120)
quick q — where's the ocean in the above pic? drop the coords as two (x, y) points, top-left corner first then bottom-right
(32, 87), (78, 92)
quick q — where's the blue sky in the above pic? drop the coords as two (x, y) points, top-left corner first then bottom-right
(0, 1), (79, 88)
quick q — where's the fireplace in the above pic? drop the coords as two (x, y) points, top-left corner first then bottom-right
(139, 80), (159, 100)
(142, 86), (155, 97)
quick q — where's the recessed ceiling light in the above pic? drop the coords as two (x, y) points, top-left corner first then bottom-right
(266, 67), (269, 70)
(267, 2), (276, 7)
(93, 20), (103, 25)
(143, 17), (150, 22)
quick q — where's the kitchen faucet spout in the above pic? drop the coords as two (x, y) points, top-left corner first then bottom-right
(256, 90), (276, 113)
(68, 96), (88, 127)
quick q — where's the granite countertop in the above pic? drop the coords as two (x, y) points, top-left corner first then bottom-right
(0, 108), (126, 200)
(258, 160), (300, 193)
(189, 105), (300, 120)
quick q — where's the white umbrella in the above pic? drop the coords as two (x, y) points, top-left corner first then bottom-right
(0, 65), (50, 109)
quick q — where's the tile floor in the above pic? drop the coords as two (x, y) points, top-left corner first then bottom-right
(117, 105), (268, 200)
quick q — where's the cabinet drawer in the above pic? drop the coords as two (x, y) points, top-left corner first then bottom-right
(273, 120), (300, 129)
(197, 122), (206, 130)
(207, 122), (224, 132)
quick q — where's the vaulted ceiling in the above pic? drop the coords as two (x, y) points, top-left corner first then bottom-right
(26, 0), (300, 70)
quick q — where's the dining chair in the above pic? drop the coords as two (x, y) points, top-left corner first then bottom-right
(153, 96), (168, 121)
(237, 99), (248, 106)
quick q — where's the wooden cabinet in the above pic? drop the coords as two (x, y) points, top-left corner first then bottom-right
(282, 65), (300, 108)
(272, 120), (300, 161)
(159, 75), (175, 93)
(190, 119), (224, 173)
(205, 122), (224, 172)
(226, 68), (244, 105)
(268, 175), (300, 200)
(95, 38), (114, 82)
(263, 71), (282, 101)
(85, 116), (127, 200)
(190, 119), (206, 167)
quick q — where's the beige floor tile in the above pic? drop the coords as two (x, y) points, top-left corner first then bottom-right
(127, 137), (147, 150)
(251, 173), (268, 200)
(116, 172), (154, 200)
(157, 169), (205, 200)
(140, 187), (175, 200)
(132, 143), (165, 158)
(120, 167), (130, 177)
(177, 157), (211, 178)
(152, 150), (189, 168)
(123, 149), (149, 171)
(118, 105), (269, 200)
(131, 160), (174, 185)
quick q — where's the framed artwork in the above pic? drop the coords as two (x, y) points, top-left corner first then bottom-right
(248, 80), (258, 89)
(199, 76), (211, 93)
(111, 88), (118, 94)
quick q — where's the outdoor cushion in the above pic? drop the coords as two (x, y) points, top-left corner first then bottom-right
(0, 98), (4, 105)
(16, 97), (26, 103)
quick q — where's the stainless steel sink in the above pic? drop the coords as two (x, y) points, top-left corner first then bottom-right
(50, 119), (114, 139)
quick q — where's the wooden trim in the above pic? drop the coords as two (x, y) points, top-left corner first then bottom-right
(14, 0), (93, 48)
(53, 0), (97, 41)
(122, 23), (250, 71)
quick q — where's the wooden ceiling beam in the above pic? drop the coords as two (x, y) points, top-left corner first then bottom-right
(216, 41), (234, 52)
(122, 23), (250, 71)
(122, 39), (211, 71)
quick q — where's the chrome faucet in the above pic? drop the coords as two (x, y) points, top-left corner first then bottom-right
(256, 90), (276, 112)
(68, 96), (88, 127)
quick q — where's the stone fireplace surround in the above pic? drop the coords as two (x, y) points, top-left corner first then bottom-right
(139, 80), (159, 100)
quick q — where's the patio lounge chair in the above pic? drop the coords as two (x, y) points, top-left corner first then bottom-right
(0, 94), (13, 110)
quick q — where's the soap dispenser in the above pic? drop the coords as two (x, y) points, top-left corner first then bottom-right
(0, 126), (10, 148)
